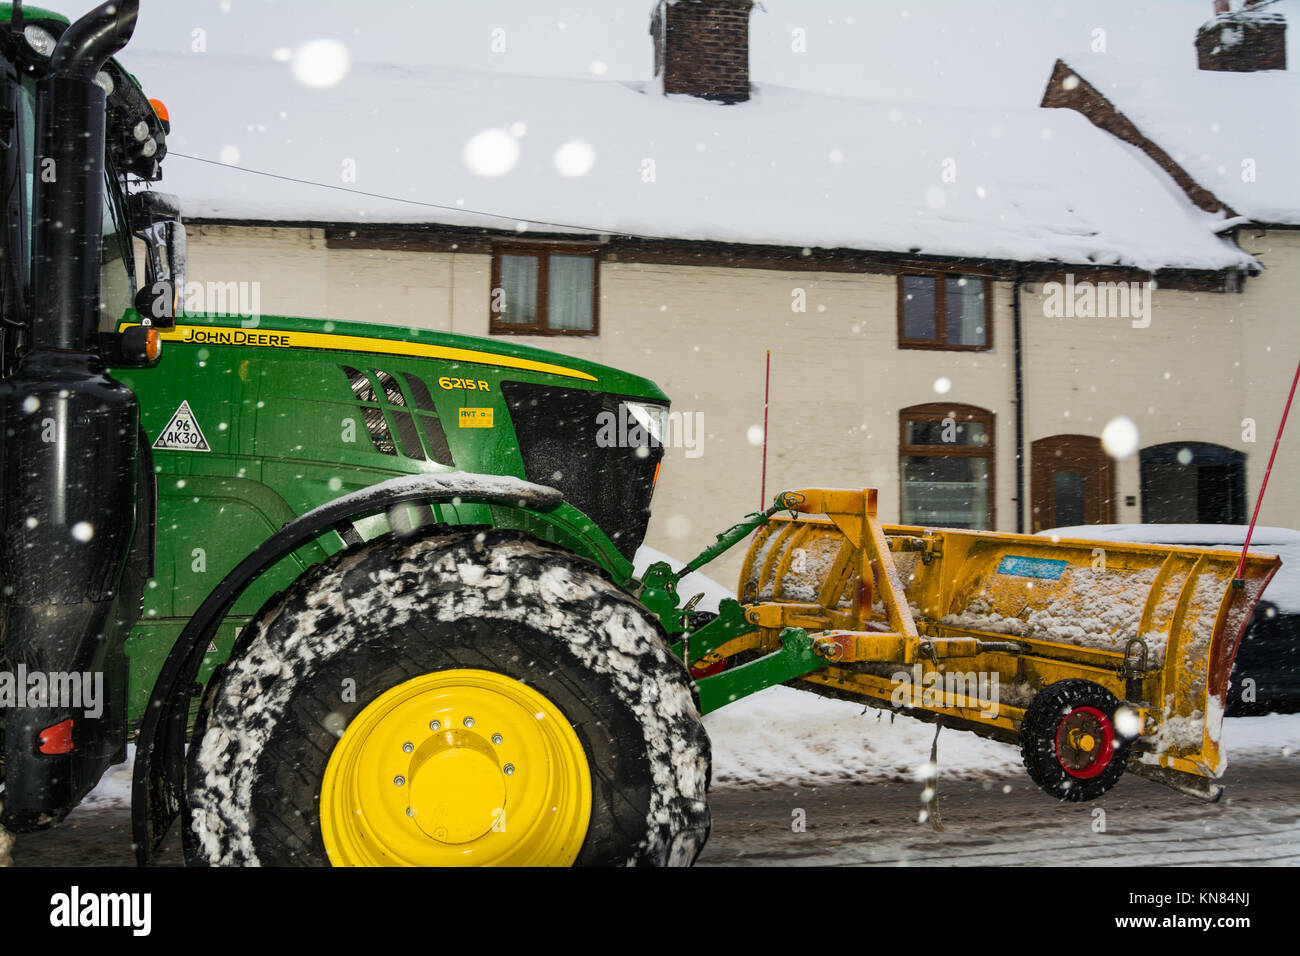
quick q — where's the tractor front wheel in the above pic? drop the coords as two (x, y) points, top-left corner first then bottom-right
(1020, 679), (1132, 802)
(186, 528), (711, 866)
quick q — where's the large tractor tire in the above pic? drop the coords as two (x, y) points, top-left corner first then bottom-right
(186, 528), (711, 867)
(1020, 679), (1131, 802)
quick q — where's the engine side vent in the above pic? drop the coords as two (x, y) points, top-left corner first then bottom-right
(340, 364), (377, 403)
(372, 369), (407, 407)
(402, 373), (455, 466)
(338, 366), (456, 466)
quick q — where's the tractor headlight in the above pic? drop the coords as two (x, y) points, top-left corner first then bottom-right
(623, 401), (668, 447)
(22, 24), (56, 56)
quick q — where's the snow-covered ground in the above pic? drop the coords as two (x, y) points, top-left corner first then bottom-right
(705, 685), (1299, 790)
(81, 747), (135, 810)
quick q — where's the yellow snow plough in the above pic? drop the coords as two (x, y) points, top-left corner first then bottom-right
(698, 488), (1280, 802)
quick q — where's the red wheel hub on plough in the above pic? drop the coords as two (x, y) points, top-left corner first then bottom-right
(1054, 705), (1115, 780)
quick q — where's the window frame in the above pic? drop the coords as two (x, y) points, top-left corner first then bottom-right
(898, 402), (996, 530)
(896, 267), (994, 351)
(489, 242), (601, 337)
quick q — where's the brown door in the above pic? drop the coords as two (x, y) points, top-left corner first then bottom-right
(1030, 435), (1115, 533)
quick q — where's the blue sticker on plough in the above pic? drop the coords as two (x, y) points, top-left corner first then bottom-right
(996, 555), (1069, 580)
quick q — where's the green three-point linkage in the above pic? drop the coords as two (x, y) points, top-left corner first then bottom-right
(649, 492), (827, 715)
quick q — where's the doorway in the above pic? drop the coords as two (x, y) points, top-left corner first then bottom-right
(1031, 435), (1115, 533)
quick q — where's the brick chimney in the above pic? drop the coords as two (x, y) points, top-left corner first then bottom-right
(651, 0), (755, 103)
(1196, 0), (1286, 72)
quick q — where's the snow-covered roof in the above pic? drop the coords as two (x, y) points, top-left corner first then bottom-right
(1202, 6), (1288, 32)
(128, 51), (1253, 273)
(1065, 55), (1300, 225)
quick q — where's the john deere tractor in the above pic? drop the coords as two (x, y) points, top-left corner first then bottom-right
(0, 0), (1281, 869)
(0, 0), (713, 866)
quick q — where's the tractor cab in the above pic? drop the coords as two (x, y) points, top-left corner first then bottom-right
(0, 2), (178, 378)
(0, 0), (175, 830)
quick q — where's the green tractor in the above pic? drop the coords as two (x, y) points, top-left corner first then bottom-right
(0, 0), (733, 866)
(2, 0), (1280, 868)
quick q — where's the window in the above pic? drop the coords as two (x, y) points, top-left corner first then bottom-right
(0, 74), (35, 339)
(1140, 442), (1246, 524)
(99, 163), (136, 331)
(898, 271), (991, 349)
(490, 244), (599, 335)
(899, 403), (995, 530)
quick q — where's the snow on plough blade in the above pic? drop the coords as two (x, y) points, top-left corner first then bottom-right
(733, 489), (1281, 801)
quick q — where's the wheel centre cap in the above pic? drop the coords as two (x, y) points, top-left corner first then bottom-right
(410, 748), (506, 844)
(1068, 728), (1097, 752)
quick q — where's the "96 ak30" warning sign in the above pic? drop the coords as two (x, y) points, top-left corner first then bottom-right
(153, 400), (211, 452)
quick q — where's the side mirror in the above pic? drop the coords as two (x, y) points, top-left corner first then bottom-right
(134, 274), (178, 326)
(129, 191), (182, 231)
(130, 192), (185, 329)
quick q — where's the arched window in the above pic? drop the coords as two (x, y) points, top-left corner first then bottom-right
(899, 403), (995, 529)
(1140, 442), (1246, 525)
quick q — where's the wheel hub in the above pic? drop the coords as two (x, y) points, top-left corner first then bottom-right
(409, 737), (506, 844)
(1055, 705), (1115, 780)
(320, 669), (592, 866)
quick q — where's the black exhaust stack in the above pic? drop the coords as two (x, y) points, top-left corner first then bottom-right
(31, 0), (138, 351)
(0, 0), (143, 830)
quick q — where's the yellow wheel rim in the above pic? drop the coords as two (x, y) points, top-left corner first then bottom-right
(320, 669), (592, 866)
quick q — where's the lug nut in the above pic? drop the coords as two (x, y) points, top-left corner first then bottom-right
(463, 716), (475, 728)
(491, 734), (503, 745)
(429, 720), (441, 731)
(503, 764), (515, 776)
(394, 775), (405, 786)
(402, 741), (414, 753)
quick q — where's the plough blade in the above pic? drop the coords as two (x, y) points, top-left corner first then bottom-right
(735, 488), (1280, 791)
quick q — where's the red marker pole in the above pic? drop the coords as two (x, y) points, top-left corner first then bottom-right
(761, 349), (771, 509)
(1234, 355), (1300, 585)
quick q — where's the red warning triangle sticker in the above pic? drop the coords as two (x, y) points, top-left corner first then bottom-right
(153, 400), (211, 452)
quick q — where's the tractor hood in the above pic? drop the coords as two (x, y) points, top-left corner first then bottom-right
(124, 311), (670, 403)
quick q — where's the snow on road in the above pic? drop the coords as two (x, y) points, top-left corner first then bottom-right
(707, 686), (1019, 787)
(699, 755), (1300, 867)
(705, 685), (1299, 789)
(80, 747), (135, 810)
